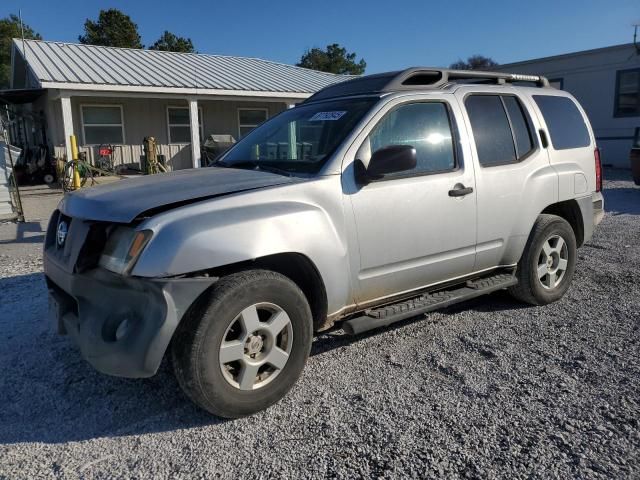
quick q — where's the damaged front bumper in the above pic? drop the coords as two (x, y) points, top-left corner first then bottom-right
(45, 256), (216, 378)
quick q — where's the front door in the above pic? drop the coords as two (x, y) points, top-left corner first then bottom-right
(347, 98), (477, 306)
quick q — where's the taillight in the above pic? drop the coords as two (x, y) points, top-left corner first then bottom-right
(594, 147), (602, 192)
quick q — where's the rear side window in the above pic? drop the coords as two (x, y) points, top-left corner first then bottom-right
(533, 95), (590, 150)
(465, 95), (534, 167)
(368, 102), (456, 176)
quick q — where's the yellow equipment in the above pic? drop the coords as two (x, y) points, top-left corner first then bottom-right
(70, 135), (81, 190)
(143, 136), (167, 174)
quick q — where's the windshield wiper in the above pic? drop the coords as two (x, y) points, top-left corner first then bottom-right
(218, 160), (292, 177)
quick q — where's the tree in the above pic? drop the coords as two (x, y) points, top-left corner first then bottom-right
(149, 31), (195, 53)
(0, 14), (42, 88)
(297, 43), (366, 75)
(79, 9), (142, 49)
(450, 55), (498, 71)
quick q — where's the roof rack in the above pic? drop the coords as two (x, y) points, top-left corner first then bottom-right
(305, 67), (550, 103)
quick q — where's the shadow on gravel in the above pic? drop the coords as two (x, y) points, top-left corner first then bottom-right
(0, 272), (227, 445)
(0, 221), (46, 244)
(604, 187), (640, 216)
(312, 290), (531, 357)
(443, 290), (531, 314)
(0, 357), (227, 445)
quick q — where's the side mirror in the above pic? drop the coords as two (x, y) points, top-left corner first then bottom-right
(366, 145), (417, 179)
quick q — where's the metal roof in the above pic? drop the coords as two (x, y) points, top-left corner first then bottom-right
(496, 42), (637, 69)
(12, 39), (351, 98)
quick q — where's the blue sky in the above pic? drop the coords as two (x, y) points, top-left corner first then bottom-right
(4, 0), (639, 72)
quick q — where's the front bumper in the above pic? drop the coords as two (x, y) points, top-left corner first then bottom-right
(44, 255), (216, 378)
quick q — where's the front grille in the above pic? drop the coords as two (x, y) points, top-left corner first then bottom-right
(44, 213), (92, 274)
(75, 223), (109, 273)
(45, 210), (60, 248)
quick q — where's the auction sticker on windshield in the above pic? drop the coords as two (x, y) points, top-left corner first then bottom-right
(309, 111), (347, 121)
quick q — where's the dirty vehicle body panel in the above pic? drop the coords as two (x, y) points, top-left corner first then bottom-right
(44, 68), (604, 389)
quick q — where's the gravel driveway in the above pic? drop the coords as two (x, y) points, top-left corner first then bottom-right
(0, 172), (638, 479)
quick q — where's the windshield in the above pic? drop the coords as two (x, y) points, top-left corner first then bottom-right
(219, 97), (377, 174)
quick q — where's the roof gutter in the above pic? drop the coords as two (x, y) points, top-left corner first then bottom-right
(40, 81), (312, 101)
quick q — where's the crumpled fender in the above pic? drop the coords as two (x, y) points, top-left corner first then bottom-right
(132, 176), (351, 315)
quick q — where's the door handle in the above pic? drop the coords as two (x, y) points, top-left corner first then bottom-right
(448, 184), (473, 197)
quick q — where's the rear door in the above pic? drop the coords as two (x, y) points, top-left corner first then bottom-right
(455, 89), (556, 270)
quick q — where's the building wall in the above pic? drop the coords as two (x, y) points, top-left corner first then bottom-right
(48, 95), (287, 170)
(496, 44), (640, 167)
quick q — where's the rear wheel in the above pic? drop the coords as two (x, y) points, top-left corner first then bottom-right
(509, 214), (577, 305)
(171, 270), (313, 418)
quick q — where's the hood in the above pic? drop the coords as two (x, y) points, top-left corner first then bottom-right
(60, 167), (300, 223)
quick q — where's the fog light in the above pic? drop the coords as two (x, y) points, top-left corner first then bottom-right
(115, 318), (130, 340)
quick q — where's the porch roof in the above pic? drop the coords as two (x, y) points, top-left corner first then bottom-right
(12, 39), (352, 99)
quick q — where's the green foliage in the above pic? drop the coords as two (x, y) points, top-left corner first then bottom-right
(297, 43), (366, 75)
(149, 31), (195, 53)
(79, 9), (142, 49)
(0, 14), (42, 88)
(450, 55), (499, 71)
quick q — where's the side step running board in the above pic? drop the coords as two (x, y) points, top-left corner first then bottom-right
(342, 272), (517, 335)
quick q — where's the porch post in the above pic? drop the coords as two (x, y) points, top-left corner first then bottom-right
(60, 93), (74, 161)
(188, 98), (200, 168)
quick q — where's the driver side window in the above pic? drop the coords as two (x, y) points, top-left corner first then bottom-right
(367, 102), (457, 177)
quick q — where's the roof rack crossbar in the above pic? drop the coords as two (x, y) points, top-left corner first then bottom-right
(439, 69), (550, 87)
(384, 68), (550, 90)
(304, 67), (550, 104)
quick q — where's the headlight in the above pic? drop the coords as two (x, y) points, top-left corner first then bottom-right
(99, 227), (152, 275)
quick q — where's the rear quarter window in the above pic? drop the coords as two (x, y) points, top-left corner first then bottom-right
(533, 95), (590, 150)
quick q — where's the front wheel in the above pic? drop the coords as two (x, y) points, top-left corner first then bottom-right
(509, 214), (577, 305)
(171, 270), (313, 418)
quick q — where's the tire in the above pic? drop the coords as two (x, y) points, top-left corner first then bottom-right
(509, 214), (577, 306)
(171, 270), (313, 418)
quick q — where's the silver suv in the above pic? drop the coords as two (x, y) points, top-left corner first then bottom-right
(44, 68), (604, 417)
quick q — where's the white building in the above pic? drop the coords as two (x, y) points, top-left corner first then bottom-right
(2, 39), (349, 170)
(496, 43), (640, 167)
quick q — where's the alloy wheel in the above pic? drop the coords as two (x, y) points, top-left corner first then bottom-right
(219, 302), (293, 390)
(537, 234), (569, 290)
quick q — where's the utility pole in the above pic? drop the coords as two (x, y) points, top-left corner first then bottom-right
(19, 10), (29, 84)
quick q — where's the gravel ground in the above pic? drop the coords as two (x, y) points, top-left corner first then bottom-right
(0, 171), (639, 479)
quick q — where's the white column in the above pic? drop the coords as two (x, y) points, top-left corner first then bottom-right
(287, 103), (297, 160)
(60, 93), (74, 161)
(188, 98), (200, 168)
